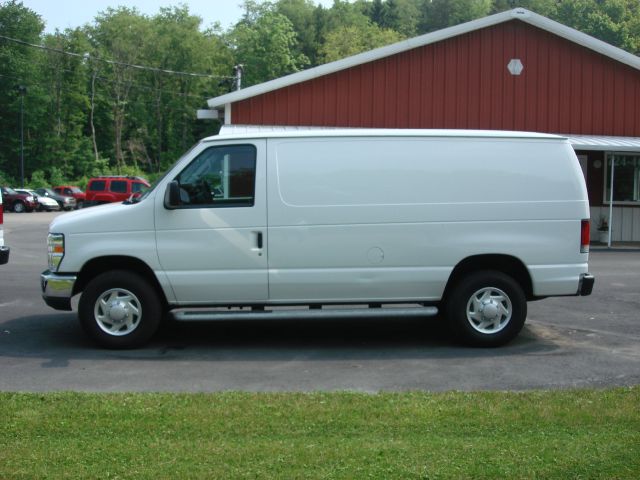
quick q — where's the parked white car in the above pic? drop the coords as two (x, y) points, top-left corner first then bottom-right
(41, 129), (594, 349)
(16, 189), (61, 212)
(0, 189), (8, 264)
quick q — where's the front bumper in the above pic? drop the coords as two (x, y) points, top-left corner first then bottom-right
(41, 270), (77, 311)
(578, 273), (595, 296)
(0, 246), (9, 265)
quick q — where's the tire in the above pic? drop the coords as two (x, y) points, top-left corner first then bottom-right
(13, 201), (25, 213)
(78, 270), (162, 349)
(76, 201), (84, 209)
(445, 270), (527, 347)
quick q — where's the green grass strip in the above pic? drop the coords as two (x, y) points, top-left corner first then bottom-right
(1, 388), (638, 479)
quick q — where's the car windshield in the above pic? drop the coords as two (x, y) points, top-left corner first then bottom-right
(70, 187), (83, 193)
(39, 188), (55, 196)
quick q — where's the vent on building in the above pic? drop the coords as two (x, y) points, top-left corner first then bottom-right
(507, 59), (524, 75)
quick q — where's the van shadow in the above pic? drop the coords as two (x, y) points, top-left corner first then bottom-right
(0, 312), (558, 365)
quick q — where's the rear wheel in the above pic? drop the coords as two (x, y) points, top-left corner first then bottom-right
(445, 270), (526, 347)
(78, 270), (162, 349)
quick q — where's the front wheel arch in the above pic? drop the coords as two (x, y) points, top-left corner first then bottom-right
(74, 256), (168, 309)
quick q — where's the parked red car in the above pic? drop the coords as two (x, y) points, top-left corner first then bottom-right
(1, 186), (38, 213)
(85, 176), (150, 206)
(53, 185), (86, 209)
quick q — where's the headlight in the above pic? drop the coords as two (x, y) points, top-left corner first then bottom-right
(47, 233), (65, 272)
(27, 195), (34, 202)
(64, 198), (72, 203)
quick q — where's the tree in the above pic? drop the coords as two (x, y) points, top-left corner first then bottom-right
(0, 0), (44, 182)
(229, 1), (308, 86)
(555, 0), (640, 54)
(275, 0), (322, 66)
(36, 29), (92, 179)
(377, 0), (422, 37)
(88, 7), (152, 172)
(422, 0), (492, 32)
(319, 21), (403, 62)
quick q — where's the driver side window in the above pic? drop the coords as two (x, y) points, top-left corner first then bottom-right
(176, 144), (256, 208)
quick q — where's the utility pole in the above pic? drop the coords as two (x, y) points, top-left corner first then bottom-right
(233, 64), (244, 91)
(16, 85), (27, 188)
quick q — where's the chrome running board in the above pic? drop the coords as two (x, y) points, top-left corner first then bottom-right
(172, 306), (438, 322)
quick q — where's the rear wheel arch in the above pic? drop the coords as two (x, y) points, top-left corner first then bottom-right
(442, 254), (533, 303)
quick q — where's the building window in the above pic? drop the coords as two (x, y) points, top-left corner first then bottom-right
(604, 154), (640, 204)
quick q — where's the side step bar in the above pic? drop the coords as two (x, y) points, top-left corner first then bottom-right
(172, 306), (439, 322)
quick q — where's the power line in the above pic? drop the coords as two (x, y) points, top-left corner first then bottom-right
(0, 73), (212, 111)
(0, 33), (234, 80)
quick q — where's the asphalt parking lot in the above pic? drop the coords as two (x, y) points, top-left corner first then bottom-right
(1, 211), (639, 392)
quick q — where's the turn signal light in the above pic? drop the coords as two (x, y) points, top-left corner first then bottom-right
(580, 219), (590, 253)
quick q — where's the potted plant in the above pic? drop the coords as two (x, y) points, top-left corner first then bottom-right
(598, 217), (609, 243)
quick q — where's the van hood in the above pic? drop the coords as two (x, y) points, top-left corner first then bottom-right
(49, 196), (155, 235)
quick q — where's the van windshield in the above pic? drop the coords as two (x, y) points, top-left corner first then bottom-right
(129, 141), (201, 203)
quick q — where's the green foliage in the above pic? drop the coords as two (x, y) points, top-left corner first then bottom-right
(48, 166), (66, 186)
(0, 170), (14, 186)
(1, 0), (640, 188)
(320, 22), (404, 63)
(28, 169), (47, 188)
(229, 1), (309, 86)
(422, 0), (493, 32)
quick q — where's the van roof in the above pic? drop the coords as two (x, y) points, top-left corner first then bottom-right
(203, 127), (566, 143)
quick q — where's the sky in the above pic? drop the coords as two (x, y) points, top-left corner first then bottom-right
(20, 0), (336, 33)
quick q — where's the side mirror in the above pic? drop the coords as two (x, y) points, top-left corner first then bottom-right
(164, 180), (181, 210)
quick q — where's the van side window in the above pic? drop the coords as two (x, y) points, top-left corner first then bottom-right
(176, 145), (256, 208)
(89, 181), (106, 191)
(110, 181), (127, 193)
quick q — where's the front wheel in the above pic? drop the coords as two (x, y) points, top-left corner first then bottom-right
(13, 201), (25, 213)
(78, 270), (162, 349)
(445, 271), (527, 347)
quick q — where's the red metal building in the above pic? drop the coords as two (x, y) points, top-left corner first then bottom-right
(206, 8), (640, 242)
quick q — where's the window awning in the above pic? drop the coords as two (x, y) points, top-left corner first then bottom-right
(565, 134), (640, 152)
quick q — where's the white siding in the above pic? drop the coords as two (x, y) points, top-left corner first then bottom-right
(590, 206), (640, 242)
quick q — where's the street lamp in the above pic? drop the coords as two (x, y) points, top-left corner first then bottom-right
(16, 85), (27, 188)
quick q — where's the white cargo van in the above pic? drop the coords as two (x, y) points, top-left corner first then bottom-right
(41, 129), (593, 348)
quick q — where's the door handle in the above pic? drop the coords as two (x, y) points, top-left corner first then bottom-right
(256, 232), (263, 249)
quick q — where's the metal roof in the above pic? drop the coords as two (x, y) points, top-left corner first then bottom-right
(207, 8), (640, 110)
(566, 134), (640, 152)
